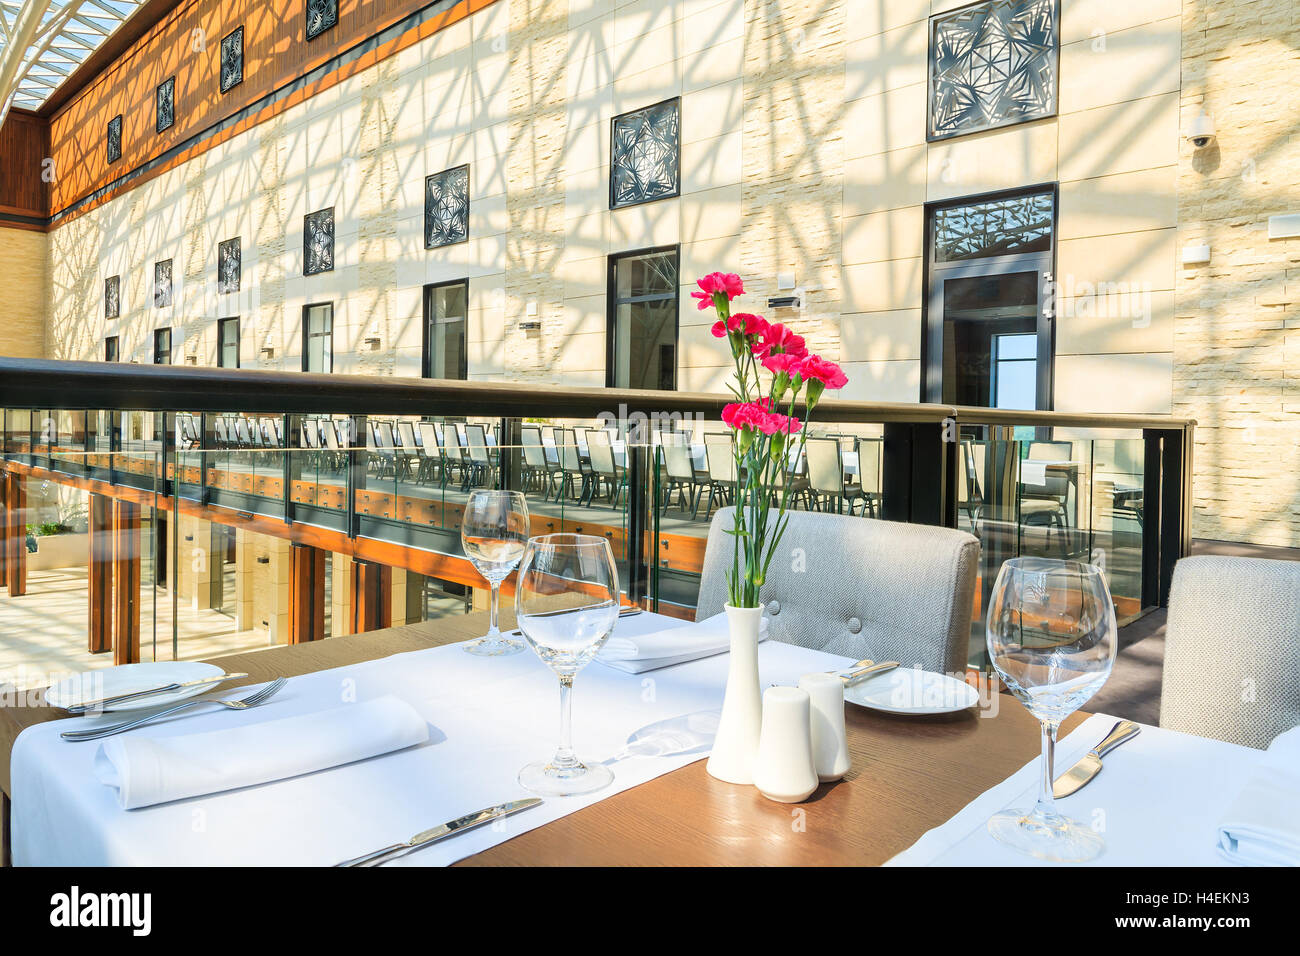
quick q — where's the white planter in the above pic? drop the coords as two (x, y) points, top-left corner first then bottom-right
(705, 603), (764, 785)
(28, 532), (89, 572)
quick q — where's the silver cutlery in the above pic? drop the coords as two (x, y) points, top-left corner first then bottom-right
(64, 672), (249, 715)
(511, 606), (640, 636)
(1053, 719), (1140, 798)
(841, 661), (900, 686)
(60, 678), (288, 741)
(826, 658), (872, 675)
(334, 798), (543, 867)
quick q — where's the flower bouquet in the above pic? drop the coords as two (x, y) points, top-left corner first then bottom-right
(691, 271), (847, 783)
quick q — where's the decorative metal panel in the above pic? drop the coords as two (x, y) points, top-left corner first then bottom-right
(306, 0), (338, 41)
(154, 259), (173, 308)
(220, 27), (244, 94)
(610, 99), (680, 209)
(929, 0), (1057, 140)
(106, 115), (122, 164)
(304, 208), (335, 276)
(156, 76), (175, 133)
(932, 191), (1055, 262)
(424, 165), (470, 249)
(105, 276), (120, 319)
(218, 238), (241, 293)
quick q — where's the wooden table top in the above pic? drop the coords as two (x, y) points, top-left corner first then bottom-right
(0, 611), (1085, 866)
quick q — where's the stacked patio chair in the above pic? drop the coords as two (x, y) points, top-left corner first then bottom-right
(695, 433), (737, 520)
(805, 436), (866, 515)
(585, 429), (625, 506)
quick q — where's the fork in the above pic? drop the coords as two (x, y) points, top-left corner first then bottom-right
(60, 678), (289, 742)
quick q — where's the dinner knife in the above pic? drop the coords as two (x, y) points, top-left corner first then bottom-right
(64, 672), (248, 715)
(841, 661), (900, 686)
(334, 798), (544, 867)
(1052, 720), (1140, 798)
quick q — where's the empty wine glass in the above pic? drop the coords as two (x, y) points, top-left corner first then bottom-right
(986, 556), (1117, 862)
(461, 490), (529, 657)
(516, 533), (620, 796)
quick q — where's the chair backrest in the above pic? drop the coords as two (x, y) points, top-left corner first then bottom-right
(234, 419), (252, 446)
(704, 433), (735, 482)
(696, 508), (980, 673)
(322, 421), (341, 451)
(663, 441), (695, 480)
(444, 423), (465, 456)
(418, 422), (441, 458)
(521, 426), (548, 468)
(857, 438), (882, 494)
(959, 439), (984, 505)
(805, 436), (842, 494)
(557, 429), (583, 472)
(465, 424), (490, 464)
(1161, 555), (1300, 749)
(214, 418), (229, 443)
(261, 418), (279, 447)
(588, 429), (617, 478)
(301, 420), (319, 449)
(1027, 440), (1072, 461)
(398, 421), (419, 453)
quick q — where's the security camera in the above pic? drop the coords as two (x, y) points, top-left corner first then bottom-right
(1187, 112), (1215, 149)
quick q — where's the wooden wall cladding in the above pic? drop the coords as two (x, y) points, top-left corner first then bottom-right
(38, 0), (488, 218)
(0, 110), (50, 220)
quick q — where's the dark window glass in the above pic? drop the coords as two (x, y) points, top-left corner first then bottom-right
(303, 304), (333, 373)
(423, 281), (468, 380)
(424, 165), (470, 248)
(105, 275), (120, 318)
(610, 99), (680, 208)
(306, 0), (338, 41)
(608, 248), (678, 390)
(104, 336), (119, 363)
(932, 191), (1055, 262)
(154, 259), (173, 308)
(218, 237), (241, 293)
(304, 208), (335, 276)
(929, 0), (1058, 140)
(220, 27), (244, 94)
(156, 76), (175, 133)
(153, 328), (172, 365)
(106, 115), (122, 163)
(218, 318), (240, 369)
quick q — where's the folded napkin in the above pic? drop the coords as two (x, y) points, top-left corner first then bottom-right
(596, 612), (769, 674)
(1217, 723), (1300, 866)
(94, 696), (429, 810)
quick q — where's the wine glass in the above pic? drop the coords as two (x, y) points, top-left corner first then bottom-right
(985, 556), (1117, 862)
(461, 490), (530, 657)
(515, 533), (620, 796)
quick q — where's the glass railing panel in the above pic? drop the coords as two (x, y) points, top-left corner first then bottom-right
(1087, 436), (1145, 625)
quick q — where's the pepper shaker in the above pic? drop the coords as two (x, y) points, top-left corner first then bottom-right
(799, 672), (850, 782)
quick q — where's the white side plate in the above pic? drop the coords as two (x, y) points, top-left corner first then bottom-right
(46, 662), (225, 713)
(845, 667), (979, 715)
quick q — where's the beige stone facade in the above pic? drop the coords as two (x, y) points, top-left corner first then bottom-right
(10, 0), (1296, 545)
(0, 226), (48, 359)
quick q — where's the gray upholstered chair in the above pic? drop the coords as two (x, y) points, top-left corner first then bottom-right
(695, 507), (980, 673)
(1160, 555), (1300, 749)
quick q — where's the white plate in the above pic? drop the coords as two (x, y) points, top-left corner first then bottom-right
(46, 662), (226, 713)
(845, 666), (979, 715)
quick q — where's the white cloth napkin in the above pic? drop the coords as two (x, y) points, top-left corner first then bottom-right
(596, 612), (768, 673)
(1217, 723), (1300, 866)
(93, 696), (429, 810)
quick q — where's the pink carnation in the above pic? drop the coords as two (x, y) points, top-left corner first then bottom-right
(722, 398), (802, 437)
(761, 351), (805, 379)
(691, 272), (746, 310)
(798, 355), (847, 390)
(711, 312), (769, 339)
(752, 322), (808, 359)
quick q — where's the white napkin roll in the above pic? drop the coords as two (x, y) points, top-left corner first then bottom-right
(94, 695), (429, 810)
(1217, 723), (1300, 866)
(596, 612), (769, 674)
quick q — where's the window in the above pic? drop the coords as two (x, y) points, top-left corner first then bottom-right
(220, 27), (244, 94)
(104, 275), (120, 318)
(104, 337), (119, 363)
(153, 328), (172, 365)
(218, 237), (241, 293)
(928, 0), (1058, 141)
(156, 77), (175, 134)
(422, 281), (468, 380)
(991, 333), (1037, 410)
(610, 98), (680, 209)
(932, 191), (1054, 262)
(106, 115), (122, 164)
(154, 259), (173, 308)
(303, 208), (335, 276)
(607, 248), (678, 390)
(218, 318), (240, 369)
(424, 165), (470, 249)
(303, 304), (333, 373)
(306, 0), (338, 41)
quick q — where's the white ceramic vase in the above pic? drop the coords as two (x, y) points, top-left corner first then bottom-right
(705, 603), (764, 784)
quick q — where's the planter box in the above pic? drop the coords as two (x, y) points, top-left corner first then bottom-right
(29, 532), (89, 572)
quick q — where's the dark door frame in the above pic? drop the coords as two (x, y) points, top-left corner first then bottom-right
(605, 243), (681, 390)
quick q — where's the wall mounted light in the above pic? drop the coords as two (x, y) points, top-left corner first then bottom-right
(184, 354), (197, 365)
(364, 336), (382, 351)
(260, 346), (275, 359)
(519, 302), (541, 331)
(1181, 243), (1212, 266)
(1267, 214), (1300, 240)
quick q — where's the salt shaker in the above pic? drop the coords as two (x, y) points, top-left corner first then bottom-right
(799, 672), (851, 782)
(752, 686), (819, 803)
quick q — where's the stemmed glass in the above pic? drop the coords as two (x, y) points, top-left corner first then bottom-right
(461, 490), (530, 657)
(985, 556), (1117, 862)
(515, 533), (620, 796)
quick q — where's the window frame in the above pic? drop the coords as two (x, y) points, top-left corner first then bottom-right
(104, 336), (119, 363)
(421, 279), (470, 381)
(217, 317), (241, 369)
(301, 302), (335, 374)
(153, 328), (172, 366)
(605, 244), (681, 391)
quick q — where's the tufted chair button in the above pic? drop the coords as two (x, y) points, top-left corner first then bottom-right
(847, 617), (862, 634)
(768, 601), (781, 616)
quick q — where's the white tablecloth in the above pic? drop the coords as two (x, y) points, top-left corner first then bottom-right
(885, 713), (1262, 866)
(12, 613), (852, 866)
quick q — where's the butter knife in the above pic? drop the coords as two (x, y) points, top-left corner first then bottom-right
(1052, 720), (1140, 798)
(334, 798), (543, 867)
(64, 672), (249, 715)
(841, 661), (900, 686)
